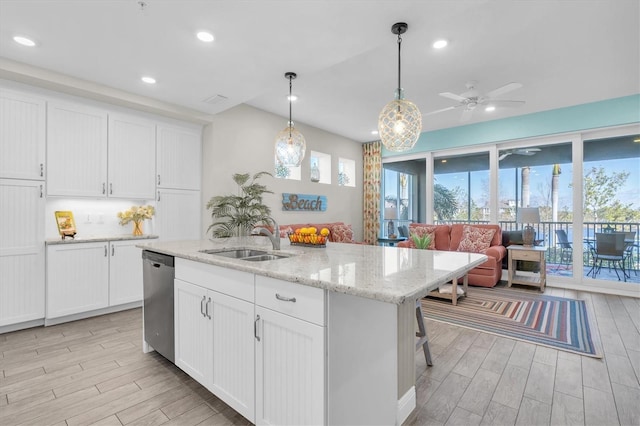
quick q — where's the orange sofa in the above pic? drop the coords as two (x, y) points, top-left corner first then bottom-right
(397, 223), (506, 287)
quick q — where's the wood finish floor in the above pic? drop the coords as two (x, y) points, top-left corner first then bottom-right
(1, 288), (638, 425)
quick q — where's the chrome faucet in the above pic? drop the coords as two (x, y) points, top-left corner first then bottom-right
(255, 219), (280, 250)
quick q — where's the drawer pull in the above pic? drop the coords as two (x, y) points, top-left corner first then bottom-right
(200, 296), (206, 317)
(275, 293), (296, 303)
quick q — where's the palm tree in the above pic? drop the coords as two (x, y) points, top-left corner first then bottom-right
(206, 172), (273, 238)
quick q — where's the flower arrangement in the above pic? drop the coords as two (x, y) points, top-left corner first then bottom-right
(117, 205), (155, 236)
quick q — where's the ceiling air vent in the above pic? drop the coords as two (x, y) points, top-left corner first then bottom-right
(202, 94), (228, 105)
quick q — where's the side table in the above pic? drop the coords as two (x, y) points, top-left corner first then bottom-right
(507, 245), (547, 291)
(377, 237), (406, 246)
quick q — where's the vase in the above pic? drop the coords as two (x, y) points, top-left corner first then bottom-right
(132, 220), (143, 236)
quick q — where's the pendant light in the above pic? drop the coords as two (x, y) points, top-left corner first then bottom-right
(378, 22), (422, 152)
(275, 72), (306, 167)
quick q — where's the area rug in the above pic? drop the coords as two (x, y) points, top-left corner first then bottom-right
(422, 286), (602, 358)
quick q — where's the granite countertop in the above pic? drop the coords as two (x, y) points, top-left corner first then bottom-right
(137, 237), (487, 305)
(46, 234), (159, 245)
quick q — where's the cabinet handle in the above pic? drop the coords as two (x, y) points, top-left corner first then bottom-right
(102, 183), (106, 194)
(157, 191), (160, 202)
(40, 163), (44, 177)
(39, 185), (43, 198)
(111, 245), (115, 256)
(157, 174), (161, 185)
(206, 297), (212, 319)
(201, 296), (206, 317)
(275, 293), (297, 303)
(104, 245), (108, 257)
(109, 183), (113, 195)
(254, 315), (261, 341)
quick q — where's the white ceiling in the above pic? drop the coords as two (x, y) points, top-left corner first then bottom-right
(0, 0), (638, 142)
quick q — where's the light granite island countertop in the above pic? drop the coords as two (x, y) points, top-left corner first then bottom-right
(137, 237), (487, 426)
(137, 236), (487, 305)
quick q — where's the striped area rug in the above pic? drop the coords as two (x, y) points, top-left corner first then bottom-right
(422, 286), (602, 358)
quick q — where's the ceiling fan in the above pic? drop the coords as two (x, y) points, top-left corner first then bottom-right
(425, 80), (525, 122)
(498, 148), (541, 161)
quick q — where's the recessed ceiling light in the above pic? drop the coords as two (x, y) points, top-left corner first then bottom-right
(13, 36), (36, 47)
(441, 159), (447, 163)
(371, 130), (379, 135)
(287, 95), (298, 101)
(141, 76), (156, 84)
(196, 31), (214, 42)
(485, 106), (496, 112)
(433, 39), (448, 49)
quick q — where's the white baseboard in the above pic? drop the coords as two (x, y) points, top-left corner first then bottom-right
(396, 386), (416, 425)
(44, 301), (141, 326)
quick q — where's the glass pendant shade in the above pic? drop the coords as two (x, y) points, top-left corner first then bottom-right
(379, 22), (422, 152)
(275, 124), (306, 167)
(378, 92), (422, 152)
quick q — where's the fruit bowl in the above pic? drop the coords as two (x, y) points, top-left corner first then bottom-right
(288, 232), (327, 247)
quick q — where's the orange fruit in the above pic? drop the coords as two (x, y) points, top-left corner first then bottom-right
(320, 228), (330, 236)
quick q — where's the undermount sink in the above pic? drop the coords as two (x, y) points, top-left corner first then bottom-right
(199, 248), (291, 262)
(200, 249), (268, 259)
(241, 254), (289, 262)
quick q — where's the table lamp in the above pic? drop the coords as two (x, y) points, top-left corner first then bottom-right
(517, 207), (540, 247)
(385, 207), (397, 237)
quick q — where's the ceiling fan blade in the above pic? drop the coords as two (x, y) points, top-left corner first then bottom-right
(498, 152), (512, 161)
(439, 92), (467, 102)
(486, 82), (522, 99)
(460, 108), (474, 122)
(489, 100), (526, 108)
(423, 105), (460, 116)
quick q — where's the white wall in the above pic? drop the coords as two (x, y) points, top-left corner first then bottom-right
(202, 104), (364, 239)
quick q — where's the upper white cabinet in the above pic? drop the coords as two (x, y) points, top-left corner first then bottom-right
(0, 179), (45, 327)
(107, 114), (156, 199)
(47, 102), (157, 199)
(155, 188), (201, 241)
(0, 89), (46, 180)
(47, 101), (108, 197)
(157, 125), (201, 190)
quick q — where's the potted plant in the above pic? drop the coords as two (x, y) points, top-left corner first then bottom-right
(206, 171), (274, 238)
(410, 232), (432, 249)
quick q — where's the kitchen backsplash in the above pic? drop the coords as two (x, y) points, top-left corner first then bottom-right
(45, 198), (156, 239)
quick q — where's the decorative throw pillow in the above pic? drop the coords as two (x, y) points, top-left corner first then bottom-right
(457, 225), (496, 253)
(331, 224), (354, 243)
(279, 226), (294, 238)
(407, 225), (436, 250)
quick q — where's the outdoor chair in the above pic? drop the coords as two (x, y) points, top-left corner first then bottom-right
(624, 231), (637, 277)
(554, 229), (572, 270)
(590, 232), (627, 281)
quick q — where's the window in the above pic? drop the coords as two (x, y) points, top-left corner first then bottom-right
(274, 156), (301, 181)
(309, 151), (331, 184)
(433, 152), (490, 223)
(338, 157), (355, 187)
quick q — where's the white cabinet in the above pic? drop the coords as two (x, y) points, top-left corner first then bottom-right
(109, 240), (143, 306)
(47, 101), (108, 197)
(46, 242), (110, 319)
(46, 240), (143, 320)
(0, 89), (46, 180)
(0, 179), (45, 327)
(47, 102), (156, 199)
(174, 260), (255, 422)
(107, 114), (156, 199)
(254, 277), (325, 426)
(157, 125), (201, 190)
(155, 188), (201, 241)
(174, 278), (213, 385)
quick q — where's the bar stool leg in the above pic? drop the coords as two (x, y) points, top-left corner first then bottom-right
(415, 299), (433, 366)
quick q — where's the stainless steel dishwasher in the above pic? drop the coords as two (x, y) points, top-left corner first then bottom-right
(142, 250), (175, 363)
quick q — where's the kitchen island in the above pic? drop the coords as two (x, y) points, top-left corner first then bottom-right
(139, 237), (487, 425)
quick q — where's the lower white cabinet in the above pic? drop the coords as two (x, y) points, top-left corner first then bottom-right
(47, 240), (143, 319)
(109, 241), (143, 306)
(174, 262), (255, 422)
(254, 306), (325, 426)
(46, 242), (109, 319)
(0, 179), (45, 327)
(173, 259), (325, 426)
